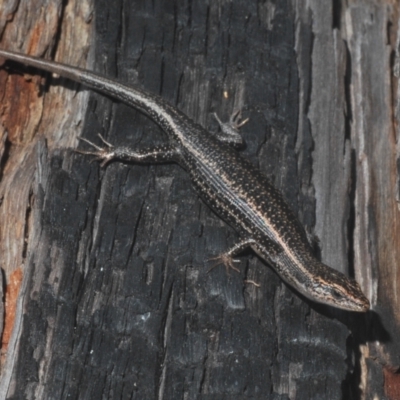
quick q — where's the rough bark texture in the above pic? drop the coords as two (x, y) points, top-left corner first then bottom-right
(0, 0), (399, 399)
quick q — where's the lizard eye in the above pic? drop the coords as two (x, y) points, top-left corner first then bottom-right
(331, 288), (342, 299)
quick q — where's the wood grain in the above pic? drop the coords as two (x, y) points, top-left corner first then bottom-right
(0, 0), (399, 398)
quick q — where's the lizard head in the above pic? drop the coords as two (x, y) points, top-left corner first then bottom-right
(306, 266), (370, 312)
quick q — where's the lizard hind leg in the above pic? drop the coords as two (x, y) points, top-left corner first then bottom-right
(76, 134), (181, 167)
(207, 238), (256, 275)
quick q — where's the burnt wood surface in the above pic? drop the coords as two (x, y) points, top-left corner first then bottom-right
(0, 0), (399, 399)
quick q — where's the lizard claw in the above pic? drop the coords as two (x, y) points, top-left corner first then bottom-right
(228, 109), (249, 130)
(213, 110), (248, 148)
(76, 134), (116, 167)
(214, 110), (249, 132)
(207, 253), (241, 275)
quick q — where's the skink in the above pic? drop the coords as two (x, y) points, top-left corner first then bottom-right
(0, 49), (370, 312)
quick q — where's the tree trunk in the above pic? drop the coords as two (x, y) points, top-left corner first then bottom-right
(0, 0), (399, 399)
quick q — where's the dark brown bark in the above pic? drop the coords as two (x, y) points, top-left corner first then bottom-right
(0, 0), (399, 399)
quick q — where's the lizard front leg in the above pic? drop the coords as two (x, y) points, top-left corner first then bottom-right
(208, 238), (256, 274)
(213, 110), (249, 148)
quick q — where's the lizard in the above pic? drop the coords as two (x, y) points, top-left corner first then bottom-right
(0, 49), (370, 312)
